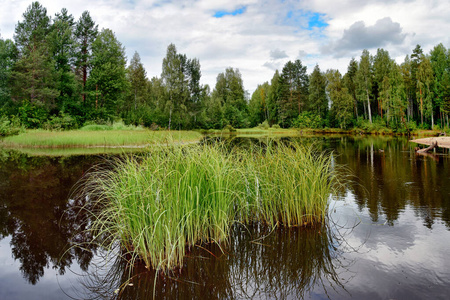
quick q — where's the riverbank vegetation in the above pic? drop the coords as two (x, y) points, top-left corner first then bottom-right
(0, 126), (202, 148)
(79, 141), (339, 271)
(1, 2), (450, 137)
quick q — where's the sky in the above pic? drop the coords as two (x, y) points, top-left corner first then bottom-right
(1, 0), (449, 94)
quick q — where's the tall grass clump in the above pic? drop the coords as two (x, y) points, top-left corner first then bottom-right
(241, 141), (338, 227)
(78, 141), (341, 272)
(81, 144), (243, 272)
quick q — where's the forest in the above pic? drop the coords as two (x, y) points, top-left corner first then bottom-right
(1, 1), (450, 135)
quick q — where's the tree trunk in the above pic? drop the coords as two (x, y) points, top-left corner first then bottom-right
(366, 88), (372, 123)
(415, 141), (438, 153)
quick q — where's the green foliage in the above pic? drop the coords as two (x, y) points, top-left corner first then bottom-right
(223, 124), (236, 132)
(256, 120), (270, 129)
(278, 60), (309, 127)
(308, 65), (328, 118)
(0, 38), (17, 108)
(17, 100), (49, 128)
(0, 115), (24, 136)
(355, 117), (392, 133)
(43, 113), (78, 130)
(87, 28), (129, 114)
(326, 69), (354, 129)
(292, 111), (324, 129)
(79, 120), (142, 131)
(212, 67), (248, 128)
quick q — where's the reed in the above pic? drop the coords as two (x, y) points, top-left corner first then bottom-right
(82, 144), (242, 271)
(241, 141), (337, 226)
(79, 141), (340, 272)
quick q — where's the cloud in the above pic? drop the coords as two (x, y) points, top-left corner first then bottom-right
(2, 0), (450, 93)
(270, 49), (288, 60)
(325, 17), (406, 57)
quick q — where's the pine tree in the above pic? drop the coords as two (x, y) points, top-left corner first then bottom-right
(127, 51), (148, 110)
(278, 60), (309, 127)
(74, 11), (98, 103)
(88, 28), (129, 115)
(308, 64), (327, 118)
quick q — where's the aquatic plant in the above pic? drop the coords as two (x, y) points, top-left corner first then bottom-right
(78, 141), (340, 272)
(241, 141), (337, 226)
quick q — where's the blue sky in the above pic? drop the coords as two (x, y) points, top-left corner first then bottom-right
(1, 0), (449, 93)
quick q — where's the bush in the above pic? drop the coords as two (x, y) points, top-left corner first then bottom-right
(271, 124), (281, 129)
(43, 113), (78, 131)
(80, 124), (111, 131)
(292, 112), (323, 129)
(223, 124), (236, 132)
(257, 120), (270, 130)
(80, 120), (143, 131)
(0, 115), (24, 136)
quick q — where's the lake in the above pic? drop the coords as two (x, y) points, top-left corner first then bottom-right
(0, 135), (449, 299)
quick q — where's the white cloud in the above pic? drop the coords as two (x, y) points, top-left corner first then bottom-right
(1, 0), (449, 92)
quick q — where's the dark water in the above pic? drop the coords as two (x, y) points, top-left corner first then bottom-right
(0, 136), (449, 299)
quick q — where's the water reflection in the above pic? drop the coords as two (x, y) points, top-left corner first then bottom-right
(0, 150), (98, 284)
(74, 220), (355, 300)
(329, 136), (450, 229)
(1, 135), (449, 299)
(203, 135), (450, 229)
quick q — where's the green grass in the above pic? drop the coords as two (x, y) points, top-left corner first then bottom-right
(0, 129), (203, 148)
(78, 141), (341, 272)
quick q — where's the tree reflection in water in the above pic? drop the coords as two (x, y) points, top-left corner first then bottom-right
(73, 217), (358, 300)
(0, 150), (99, 284)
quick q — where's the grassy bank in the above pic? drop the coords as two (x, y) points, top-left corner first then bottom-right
(79, 141), (340, 272)
(0, 129), (202, 148)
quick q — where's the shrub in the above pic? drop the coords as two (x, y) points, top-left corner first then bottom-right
(0, 115), (24, 136)
(292, 112), (323, 129)
(257, 120), (270, 130)
(223, 124), (236, 132)
(43, 113), (78, 131)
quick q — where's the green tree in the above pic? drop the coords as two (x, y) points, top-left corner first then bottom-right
(373, 48), (393, 119)
(11, 1), (58, 114)
(278, 60), (309, 127)
(48, 8), (78, 111)
(127, 51), (148, 111)
(344, 58), (358, 117)
(401, 55), (414, 121)
(266, 70), (281, 125)
(326, 69), (353, 129)
(308, 64), (327, 118)
(355, 50), (373, 123)
(87, 28), (129, 116)
(13, 1), (51, 56)
(212, 67), (247, 127)
(74, 11), (98, 103)
(249, 82), (270, 127)
(430, 43), (449, 127)
(0, 37), (18, 111)
(416, 54), (434, 127)
(161, 44), (203, 129)
(410, 44), (424, 121)
(385, 62), (406, 128)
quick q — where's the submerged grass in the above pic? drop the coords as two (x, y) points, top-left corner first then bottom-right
(78, 141), (341, 272)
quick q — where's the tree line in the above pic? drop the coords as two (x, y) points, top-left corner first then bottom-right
(1, 1), (450, 132)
